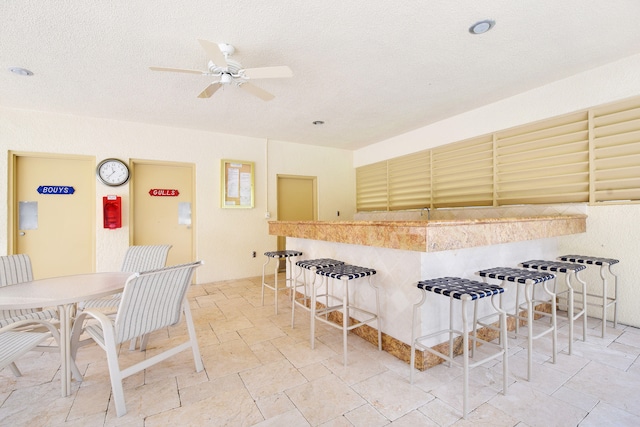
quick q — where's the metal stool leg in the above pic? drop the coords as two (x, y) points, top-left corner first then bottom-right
(342, 276), (349, 366)
(410, 289), (427, 384)
(461, 296), (470, 418)
(261, 257), (271, 307)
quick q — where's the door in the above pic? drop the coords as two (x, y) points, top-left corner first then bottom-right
(10, 153), (95, 278)
(131, 160), (195, 267)
(277, 175), (317, 268)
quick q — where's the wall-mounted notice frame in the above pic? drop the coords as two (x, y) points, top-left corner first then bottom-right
(221, 159), (255, 208)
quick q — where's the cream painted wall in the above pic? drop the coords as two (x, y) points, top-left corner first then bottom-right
(1, 107), (355, 283)
(352, 53), (640, 328)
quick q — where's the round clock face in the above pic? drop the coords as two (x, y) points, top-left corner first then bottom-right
(97, 159), (130, 186)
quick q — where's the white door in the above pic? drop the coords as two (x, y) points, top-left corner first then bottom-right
(131, 160), (195, 267)
(11, 153), (95, 278)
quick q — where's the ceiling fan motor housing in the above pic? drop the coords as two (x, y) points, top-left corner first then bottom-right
(208, 59), (243, 77)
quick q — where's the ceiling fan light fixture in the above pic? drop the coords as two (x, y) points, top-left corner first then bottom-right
(469, 19), (495, 35)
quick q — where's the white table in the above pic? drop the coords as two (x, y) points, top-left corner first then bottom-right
(0, 272), (132, 396)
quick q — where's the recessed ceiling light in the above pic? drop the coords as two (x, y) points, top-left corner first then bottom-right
(8, 67), (34, 76)
(469, 19), (495, 35)
(312, 121), (324, 125)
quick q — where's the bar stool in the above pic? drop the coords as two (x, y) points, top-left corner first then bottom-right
(476, 267), (556, 381)
(261, 250), (302, 315)
(557, 255), (619, 337)
(519, 260), (587, 355)
(311, 264), (381, 366)
(410, 277), (508, 420)
(291, 258), (345, 333)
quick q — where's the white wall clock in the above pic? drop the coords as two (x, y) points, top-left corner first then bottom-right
(97, 158), (130, 186)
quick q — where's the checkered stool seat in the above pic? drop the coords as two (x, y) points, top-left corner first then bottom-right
(519, 260), (588, 355)
(316, 264), (376, 280)
(411, 277), (508, 419)
(311, 263), (381, 366)
(296, 258), (344, 270)
(476, 266), (557, 381)
(520, 260), (586, 273)
(417, 277), (504, 300)
(557, 254), (619, 337)
(558, 255), (619, 266)
(477, 267), (555, 284)
(264, 250), (303, 258)
(261, 250), (303, 315)
(291, 259), (345, 331)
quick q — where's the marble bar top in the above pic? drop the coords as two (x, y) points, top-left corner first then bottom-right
(268, 215), (586, 252)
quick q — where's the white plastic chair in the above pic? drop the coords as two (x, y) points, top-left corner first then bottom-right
(0, 254), (59, 328)
(70, 261), (203, 417)
(0, 254), (59, 375)
(0, 319), (61, 377)
(79, 245), (172, 310)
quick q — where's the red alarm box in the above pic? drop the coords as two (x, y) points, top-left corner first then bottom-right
(103, 195), (122, 229)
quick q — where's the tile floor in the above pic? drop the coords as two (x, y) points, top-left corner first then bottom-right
(2, 275), (640, 426)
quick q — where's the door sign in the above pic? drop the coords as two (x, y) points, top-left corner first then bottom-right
(148, 189), (180, 196)
(37, 185), (75, 194)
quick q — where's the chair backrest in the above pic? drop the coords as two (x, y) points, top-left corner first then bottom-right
(0, 254), (36, 319)
(0, 254), (33, 287)
(120, 245), (171, 273)
(114, 261), (202, 344)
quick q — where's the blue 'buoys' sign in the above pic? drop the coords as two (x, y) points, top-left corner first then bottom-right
(37, 186), (75, 195)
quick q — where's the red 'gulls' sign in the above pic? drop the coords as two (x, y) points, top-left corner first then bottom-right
(149, 189), (180, 197)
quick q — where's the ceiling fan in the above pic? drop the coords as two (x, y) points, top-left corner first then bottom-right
(150, 39), (293, 101)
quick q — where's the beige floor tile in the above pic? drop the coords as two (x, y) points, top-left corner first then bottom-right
(344, 403), (389, 427)
(252, 408), (311, 426)
(178, 372), (245, 407)
(286, 374), (365, 426)
(321, 350), (388, 385)
(238, 322), (287, 346)
(351, 370), (433, 421)
(240, 359), (308, 399)
(201, 339), (262, 379)
(277, 338), (339, 369)
(255, 392), (297, 420)
(565, 359), (640, 416)
(389, 410), (438, 426)
(489, 381), (586, 427)
(579, 401), (640, 426)
(450, 402), (519, 426)
(144, 387), (263, 426)
(297, 361), (333, 382)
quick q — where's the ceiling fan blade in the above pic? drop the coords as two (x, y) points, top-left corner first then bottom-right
(149, 66), (204, 75)
(197, 83), (222, 99)
(198, 39), (228, 68)
(243, 66), (293, 79)
(240, 82), (275, 101)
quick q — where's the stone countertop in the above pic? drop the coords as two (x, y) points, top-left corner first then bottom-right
(268, 215), (587, 252)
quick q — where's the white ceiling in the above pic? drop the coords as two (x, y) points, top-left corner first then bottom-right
(3, 1), (640, 150)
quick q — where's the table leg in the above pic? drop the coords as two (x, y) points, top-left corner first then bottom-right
(57, 303), (73, 397)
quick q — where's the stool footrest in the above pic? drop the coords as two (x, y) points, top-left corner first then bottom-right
(414, 329), (506, 370)
(315, 305), (378, 332)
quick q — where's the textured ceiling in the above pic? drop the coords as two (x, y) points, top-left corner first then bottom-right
(2, 1), (640, 150)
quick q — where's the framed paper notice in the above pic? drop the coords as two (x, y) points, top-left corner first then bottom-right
(221, 159), (254, 208)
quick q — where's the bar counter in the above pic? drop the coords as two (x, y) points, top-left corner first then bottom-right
(268, 215), (586, 252)
(268, 215), (586, 367)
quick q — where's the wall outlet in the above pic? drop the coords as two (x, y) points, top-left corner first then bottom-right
(252, 251), (256, 258)
(265, 211), (271, 219)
